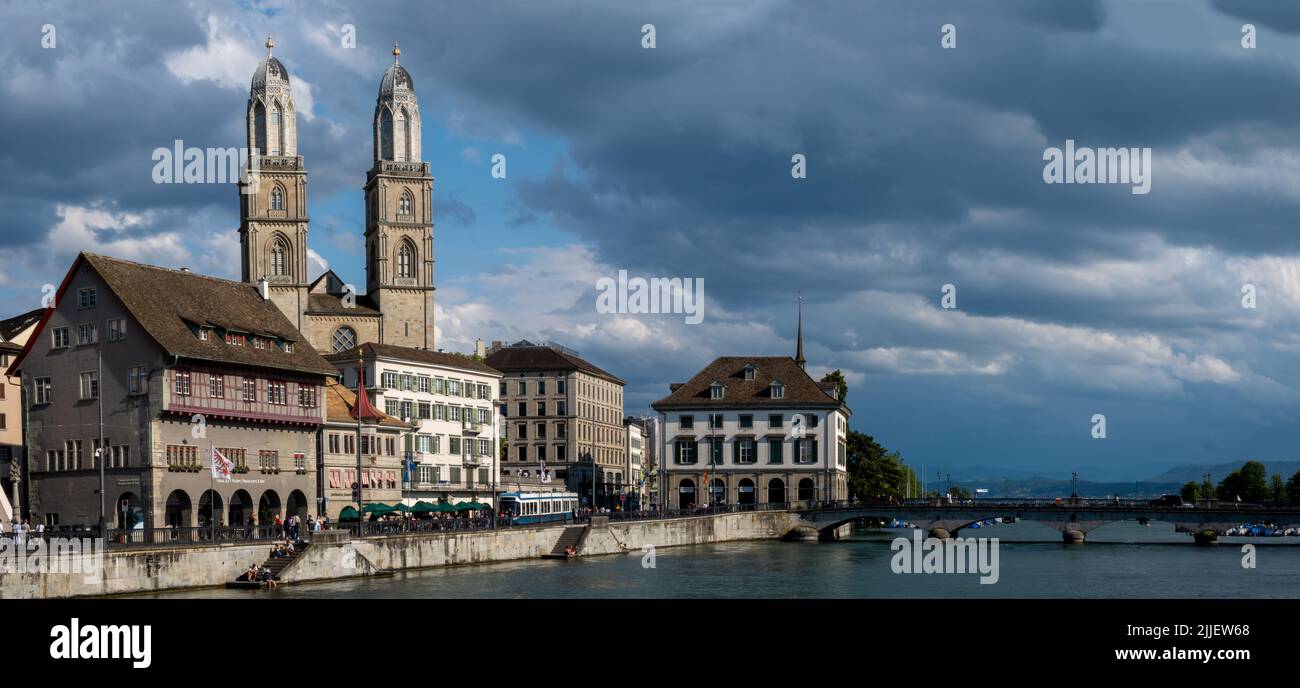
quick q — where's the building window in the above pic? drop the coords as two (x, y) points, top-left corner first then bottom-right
(270, 186), (285, 211)
(78, 287), (97, 309)
(517, 445), (527, 461)
(209, 374), (224, 398)
(675, 440), (696, 464)
(267, 380), (287, 405)
(557, 400), (567, 416)
(739, 414), (753, 429)
(259, 450), (279, 473)
(769, 414), (783, 428)
(52, 327), (70, 348)
(557, 379), (566, 395)
(708, 437), (723, 465)
(397, 242), (414, 278)
(796, 438), (815, 464)
(298, 384), (317, 408)
(243, 378), (257, 402)
(173, 370), (191, 396)
(710, 382), (724, 399)
(34, 377), (52, 404)
(680, 415), (694, 430)
(105, 318), (126, 342)
(770, 381), (784, 399)
(537, 402), (546, 416)
(398, 191), (413, 217)
(743, 364), (756, 381)
(77, 322), (98, 345)
(768, 438), (784, 464)
(517, 380), (527, 395)
(332, 326), (357, 353)
(709, 413), (724, 429)
(737, 438), (755, 464)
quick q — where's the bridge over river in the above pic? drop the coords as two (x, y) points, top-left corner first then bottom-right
(793, 499), (1300, 544)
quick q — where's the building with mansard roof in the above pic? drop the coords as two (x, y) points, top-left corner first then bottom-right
(651, 306), (852, 509)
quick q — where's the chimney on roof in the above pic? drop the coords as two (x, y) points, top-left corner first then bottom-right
(257, 276), (269, 301)
(475, 338), (486, 358)
(490, 340), (503, 354)
(180, 267), (191, 273)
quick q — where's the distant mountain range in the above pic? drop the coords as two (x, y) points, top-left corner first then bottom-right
(938, 460), (1300, 499)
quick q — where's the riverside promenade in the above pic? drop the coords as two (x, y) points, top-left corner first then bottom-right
(0, 506), (804, 598)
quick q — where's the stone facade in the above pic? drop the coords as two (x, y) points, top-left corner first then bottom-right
(238, 40), (436, 355)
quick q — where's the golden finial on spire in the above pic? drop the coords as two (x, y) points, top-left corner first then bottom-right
(266, 34), (274, 55)
(393, 41), (401, 62)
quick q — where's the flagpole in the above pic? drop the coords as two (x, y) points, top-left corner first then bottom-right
(210, 443), (215, 542)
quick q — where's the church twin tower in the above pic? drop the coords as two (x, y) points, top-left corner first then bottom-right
(238, 36), (435, 354)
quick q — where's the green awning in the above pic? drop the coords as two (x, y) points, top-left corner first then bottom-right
(338, 506), (360, 521)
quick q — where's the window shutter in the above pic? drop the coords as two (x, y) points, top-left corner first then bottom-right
(811, 438), (819, 462)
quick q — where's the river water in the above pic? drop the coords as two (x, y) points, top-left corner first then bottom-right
(146, 520), (1300, 599)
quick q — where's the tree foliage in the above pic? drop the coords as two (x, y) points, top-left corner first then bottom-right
(1215, 461), (1270, 503)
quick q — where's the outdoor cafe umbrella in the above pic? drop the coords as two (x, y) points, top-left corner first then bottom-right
(455, 501), (488, 511)
(338, 506), (360, 521)
(409, 501), (439, 513)
(362, 503), (397, 514)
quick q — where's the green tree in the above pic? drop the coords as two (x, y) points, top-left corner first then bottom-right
(1200, 474), (1215, 501)
(1216, 461), (1270, 503)
(845, 431), (916, 501)
(1271, 474), (1286, 503)
(819, 370), (848, 402)
(1286, 471), (1300, 504)
(1180, 481), (1200, 502)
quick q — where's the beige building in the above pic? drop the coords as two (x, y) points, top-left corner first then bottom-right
(320, 378), (411, 520)
(485, 340), (626, 508)
(5, 253), (335, 535)
(237, 37), (435, 355)
(1, 308), (42, 522)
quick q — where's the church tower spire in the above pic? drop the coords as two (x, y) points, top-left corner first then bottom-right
(238, 35), (309, 332)
(363, 42), (435, 349)
(795, 292), (806, 369)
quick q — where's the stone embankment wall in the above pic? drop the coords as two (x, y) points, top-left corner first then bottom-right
(1, 511), (804, 598)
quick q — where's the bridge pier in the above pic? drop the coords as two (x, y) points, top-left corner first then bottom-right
(1193, 529), (1219, 546)
(1061, 529), (1086, 544)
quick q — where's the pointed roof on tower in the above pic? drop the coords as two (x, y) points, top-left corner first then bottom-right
(795, 292), (806, 369)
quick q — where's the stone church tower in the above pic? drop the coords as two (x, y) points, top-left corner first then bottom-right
(235, 39), (437, 353)
(239, 35), (310, 334)
(363, 43), (436, 349)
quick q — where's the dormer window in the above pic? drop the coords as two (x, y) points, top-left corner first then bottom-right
(709, 382), (725, 400)
(198, 328), (209, 341)
(770, 380), (785, 399)
(743, 364), (756, 381)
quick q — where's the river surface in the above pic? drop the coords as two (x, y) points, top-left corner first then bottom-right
(145, 520), (1300, 599)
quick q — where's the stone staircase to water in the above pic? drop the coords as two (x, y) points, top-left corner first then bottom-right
(545, 526), (588, 558)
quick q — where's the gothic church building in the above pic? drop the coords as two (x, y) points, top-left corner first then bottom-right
(238, 37), (436, 354)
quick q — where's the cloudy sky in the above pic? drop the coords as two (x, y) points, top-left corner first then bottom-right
(5, 0), (1300, 480)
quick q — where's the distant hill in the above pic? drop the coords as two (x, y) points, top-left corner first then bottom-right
(942, 477), (1181, 499)
(1144, 461), (1300, 485)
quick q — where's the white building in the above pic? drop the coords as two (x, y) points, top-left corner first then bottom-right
(327, 342), (502, 506)
(624, 417), (645, 509)
(651, 323), (851, 509)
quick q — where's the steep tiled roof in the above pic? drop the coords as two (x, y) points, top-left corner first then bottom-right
(326, 342), (500, 376)
(324, 378), (410, 427)
(78, 253), (336, 375)
(484, 345), (624, 385)
(651, 356), (844, 410)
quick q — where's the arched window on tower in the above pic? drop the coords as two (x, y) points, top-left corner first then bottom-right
(270, 106), (282, 156)
(398, 191), (413, 217)
(379, 108), (394, 160)
(270, 238), (288, 277)
(270, 185), (285, 211)
(397, 242), (414, 279)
